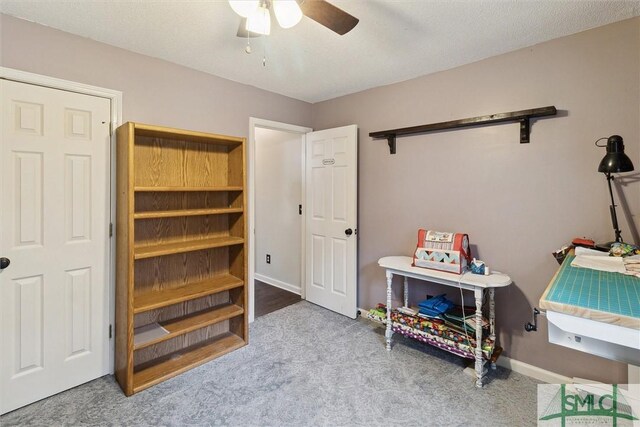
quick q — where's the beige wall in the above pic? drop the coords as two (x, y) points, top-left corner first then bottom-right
(0, 14), (313, 136)
(2, 13), (638, 383)
(312, 17), (640, 383)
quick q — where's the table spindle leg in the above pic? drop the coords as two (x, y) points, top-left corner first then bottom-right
(474, 288), (485, 387)
(403, 276), (409, 308)
(489, 288), (496, 370)
(385, 271), (393, 351)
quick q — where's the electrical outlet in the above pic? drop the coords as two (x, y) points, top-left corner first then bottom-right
(266, 254), (271, 264)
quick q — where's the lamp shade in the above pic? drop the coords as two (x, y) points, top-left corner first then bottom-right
(597, 135), (635, 173)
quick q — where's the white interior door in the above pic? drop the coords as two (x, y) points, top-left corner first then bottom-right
(0, 79), (111, 414)
(305, 125), (357, 319)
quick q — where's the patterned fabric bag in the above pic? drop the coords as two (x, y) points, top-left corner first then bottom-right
(412, 229), (471, 274)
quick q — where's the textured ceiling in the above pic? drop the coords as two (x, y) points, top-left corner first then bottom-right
(1, 0), (639, 103)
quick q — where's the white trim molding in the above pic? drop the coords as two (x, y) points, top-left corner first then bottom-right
(0, 67), (123, 375)
(254, 273), (302, 295)
(248, 117), (312, 324)
(0, 67), (123, 126)
(495, 356), (573, 384)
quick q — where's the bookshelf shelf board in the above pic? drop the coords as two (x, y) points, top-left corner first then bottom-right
(134, 186), (243, 192)
(133, 123), (245, 145)
(134, 236), (244, 259)
(134, 207), (243, 220)
(134, 304), (244, 350)
(132, 332), (245, 393)
(134, 274), (244, 313)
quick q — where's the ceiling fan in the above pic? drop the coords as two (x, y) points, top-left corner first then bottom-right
(229, 0), (359, 38)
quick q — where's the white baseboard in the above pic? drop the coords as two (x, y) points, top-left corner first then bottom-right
(255, 273), (301, 295)
(495, 355), (572, 384)
(462, 359), (571, 385)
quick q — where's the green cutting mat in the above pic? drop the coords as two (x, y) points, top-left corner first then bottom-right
(546, 255), (640, 319)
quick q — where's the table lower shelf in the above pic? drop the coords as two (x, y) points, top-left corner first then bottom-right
(392, 323), (494, 360)
(367, 310), (497, 361)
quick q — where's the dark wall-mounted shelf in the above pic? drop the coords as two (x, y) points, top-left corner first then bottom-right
(370, 106), (558, 154)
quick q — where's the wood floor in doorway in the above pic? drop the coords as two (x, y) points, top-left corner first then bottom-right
(255, 280), (301, 318)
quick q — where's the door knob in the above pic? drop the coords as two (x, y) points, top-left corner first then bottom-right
(0, 257), (10, 270)
(345, 228), (353, 236)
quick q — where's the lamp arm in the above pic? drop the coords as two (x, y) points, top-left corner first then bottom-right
(605, 173), (623, 243)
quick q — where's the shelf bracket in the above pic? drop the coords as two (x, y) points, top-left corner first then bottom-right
(519, 118), (530, 144)
(370, 105), (557, 154)
(387, 134), (396, 155)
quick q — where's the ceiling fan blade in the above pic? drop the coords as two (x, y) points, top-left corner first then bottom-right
(236, 18), (261, 38)
(300, 0), (359, 35)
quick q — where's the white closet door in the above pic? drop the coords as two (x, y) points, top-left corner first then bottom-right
(0, 79), (111, 414)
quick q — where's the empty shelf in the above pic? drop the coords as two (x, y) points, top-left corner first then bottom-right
(134, 236), (244, 259)
(134, 274), (244, 313)
(132, 332), (245, 393)
(134, 304), (244, 350)
(134, 207), (243, 219)
(134, 186), (243, 192)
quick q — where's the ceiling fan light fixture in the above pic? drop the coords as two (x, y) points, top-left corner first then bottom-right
(273, 0), (303, 29)
(246, 4), (271, 35)
(229, 0), (259, 18)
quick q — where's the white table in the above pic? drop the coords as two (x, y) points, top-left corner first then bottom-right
(378, 256), (512, 387)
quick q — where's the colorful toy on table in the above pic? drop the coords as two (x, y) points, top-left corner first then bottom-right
(470, 258), (489, 275)
(412, 230), (471, 274)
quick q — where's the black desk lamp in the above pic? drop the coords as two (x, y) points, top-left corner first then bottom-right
(596, 135), (634, 245)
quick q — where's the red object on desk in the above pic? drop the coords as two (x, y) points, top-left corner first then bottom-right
(572, 237), (595, 248)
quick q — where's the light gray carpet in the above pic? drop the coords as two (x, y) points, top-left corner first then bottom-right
(1, 301), (541, 426)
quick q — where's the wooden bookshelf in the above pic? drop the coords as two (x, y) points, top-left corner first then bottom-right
(116, 122), (247, 396)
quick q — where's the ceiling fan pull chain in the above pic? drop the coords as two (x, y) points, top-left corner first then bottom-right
(245, 27), (252, 54)
(262, 35), (267, 66)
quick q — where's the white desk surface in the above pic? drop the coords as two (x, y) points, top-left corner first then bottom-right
(378, 256), (512, 289)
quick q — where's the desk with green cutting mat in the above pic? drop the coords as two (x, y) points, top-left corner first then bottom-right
(539, 253), (640, 364)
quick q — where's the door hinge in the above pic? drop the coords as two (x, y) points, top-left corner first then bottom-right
(299, 204), (302, 215)
(109, 324), (112, 339)
(109, 222), (113, 237)
(109, 122), (114, 136)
